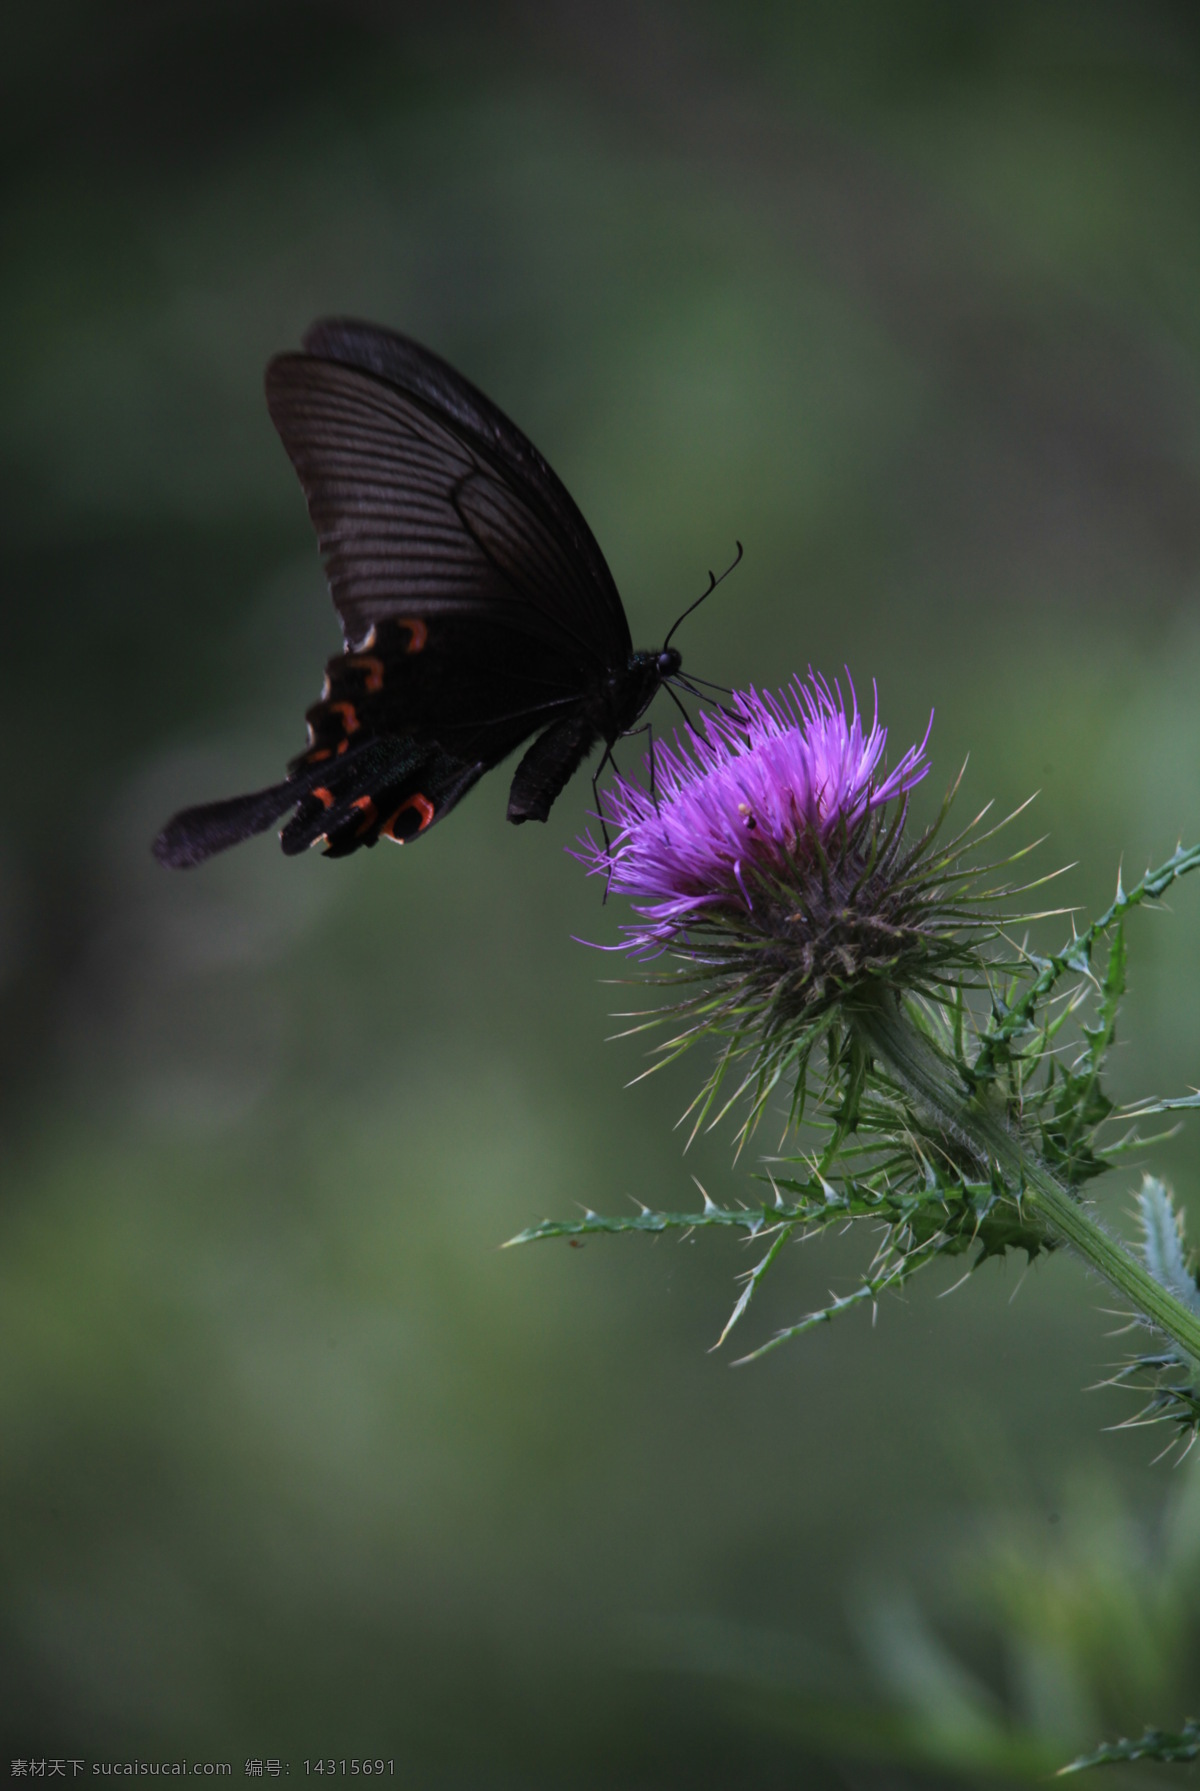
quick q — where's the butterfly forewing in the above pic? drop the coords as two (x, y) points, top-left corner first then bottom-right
(300, 318), (631, 647)
(265, 347), (629, 665)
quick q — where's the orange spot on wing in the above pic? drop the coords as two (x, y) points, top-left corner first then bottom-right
(399, 618), (428, 654)
(330, 701), (361, 733)
(313, 787), (335, 810)
(336, 739), (349, 755)
(381, 793), (436, 842)
(307, 747), (332, 762)
(347, 654), (385, 692)
(351, 795), (377, 835)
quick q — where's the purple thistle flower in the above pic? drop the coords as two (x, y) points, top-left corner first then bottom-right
(577, 670), (1004, 1143)
(579, 674), (932, 955)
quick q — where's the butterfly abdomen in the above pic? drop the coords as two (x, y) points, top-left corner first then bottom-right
(506, 651), (681, 824)
(507, 714), (599, 824)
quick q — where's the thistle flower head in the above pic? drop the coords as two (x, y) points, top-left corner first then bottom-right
(579, 673), (1001, 1135)
(581, 674), (929, 951)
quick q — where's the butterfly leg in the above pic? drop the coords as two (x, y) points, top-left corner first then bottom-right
(664, 682), (694, 735)
(631, 720), (658, 809)
(588, 744), (621, 901)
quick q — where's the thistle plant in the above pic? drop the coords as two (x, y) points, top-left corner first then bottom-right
(512, 672), (1200, 1442)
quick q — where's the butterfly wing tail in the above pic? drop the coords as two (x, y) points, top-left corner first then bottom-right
(154, 741), (485, 870)
(153, 781), (302, 869)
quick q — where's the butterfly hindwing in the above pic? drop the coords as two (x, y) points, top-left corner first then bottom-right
(281, 735), (483, 857)
(294, 614), (586, 766)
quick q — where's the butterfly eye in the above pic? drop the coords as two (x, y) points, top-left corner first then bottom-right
(658, 648), (682, 678)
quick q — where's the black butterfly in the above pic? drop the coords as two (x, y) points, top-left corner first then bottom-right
(154, 318), (726, 869)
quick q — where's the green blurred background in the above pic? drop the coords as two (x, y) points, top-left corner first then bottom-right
(6, 2), (1200, 1782)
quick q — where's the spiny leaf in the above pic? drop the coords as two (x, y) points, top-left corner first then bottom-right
(713, 1222), (797, 1349)
(732, 1255), (937, 1365)
(1060, 1718), (1200, 1772)
(505, 1200), (780, 1246)
(1121, 1090), (1200, 1119)
(1138, 1176), (1200, 1320)
(976, 842), (1200, 1079)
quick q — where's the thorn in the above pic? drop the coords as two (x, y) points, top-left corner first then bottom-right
(1007, 1262), (1031, 1304)
(693, 1175), (719, 1215)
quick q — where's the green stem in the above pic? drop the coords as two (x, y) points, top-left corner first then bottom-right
(853, 994), (1200, 1369)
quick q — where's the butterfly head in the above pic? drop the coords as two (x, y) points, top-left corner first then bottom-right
(657, 646), (683, 681)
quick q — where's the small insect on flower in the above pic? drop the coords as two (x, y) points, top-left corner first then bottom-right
(577, 673), (992, 1135)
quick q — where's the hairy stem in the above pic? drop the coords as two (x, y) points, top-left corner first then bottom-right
(853, 994), (1200, 1369)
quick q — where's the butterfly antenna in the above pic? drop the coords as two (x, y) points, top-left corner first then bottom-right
(619, 720), (658, 797)
(646, 720), (659, 810)
(663, 540), (744, 650)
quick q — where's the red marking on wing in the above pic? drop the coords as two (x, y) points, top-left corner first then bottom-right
(330, 701), (361, 733)
(347, 654), (385, 692)
(398, 618), (428, 654)
(313, 786), (335, 809)
(307, 747), (332, 762)
(351, 795), (377, 835)
(336, 739), (349, 755)
(381, 793), (436, 841)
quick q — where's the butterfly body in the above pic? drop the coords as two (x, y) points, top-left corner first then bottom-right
(154, 320), (689, 870)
